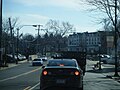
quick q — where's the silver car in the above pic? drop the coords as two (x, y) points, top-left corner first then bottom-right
(32, 58), (43, 66)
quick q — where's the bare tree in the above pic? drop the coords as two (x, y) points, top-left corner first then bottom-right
(100, 18), (113, 31)
(61, 22), (75, 36)
(22, 34), (34, 41)
(45, 19), (75, 37)
(1, 17), (20, 64)
(84, 0), (120, 32)
(2, 17), (20, 35)
(84, 0), (120, 76)
(2, 17), (20, 48)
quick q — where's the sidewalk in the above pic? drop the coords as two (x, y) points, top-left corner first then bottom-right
(0, 60), (28, 70)
(93, 63), (120, 83)
(0, 55), (37, 71)
(102, 64), (120, 83)
(87, 59), (120, 83)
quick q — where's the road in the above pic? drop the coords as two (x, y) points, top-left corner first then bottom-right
(0, 60), (120, 90)
(0, 61), (41, 90)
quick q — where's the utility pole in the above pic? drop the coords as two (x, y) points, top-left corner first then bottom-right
(37, 25), (42, 54)
(0, 0), (2, 66)
(16, 28), (19, 64)
(8, 18), (16, 64)
(98, 43), (102, 70)
(34, 25), (43, 54)
(37, 25), (40, 54)
(114, 0), (119, 76)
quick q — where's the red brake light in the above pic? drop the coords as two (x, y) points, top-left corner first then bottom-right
(43, 70), (48, 75)
(75, 71), (80, 76)
(59, 64), (64, 66)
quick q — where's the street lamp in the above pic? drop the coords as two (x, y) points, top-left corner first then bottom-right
(98, 43), (102, 70)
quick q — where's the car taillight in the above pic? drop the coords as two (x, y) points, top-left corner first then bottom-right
(75, 71), (80, 76)
(43, 70), (48, 75)
(59, 64), (64, 66)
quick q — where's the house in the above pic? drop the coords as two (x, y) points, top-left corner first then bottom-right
(68, 31), (108, 54)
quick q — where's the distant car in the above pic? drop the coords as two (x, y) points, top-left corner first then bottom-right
(3, 54), (16, 63)
(40, 59), (83, 90)
(40, 57), (47, 61)
(18, 54), (26, 60)
(100, 54), (110, 64)
(14, 53), (26, 61)
(32, 58), (43, 66)
(106, 56), (120, 64)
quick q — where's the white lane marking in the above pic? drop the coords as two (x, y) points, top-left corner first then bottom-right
(0, 67), (42, 82)
(24, 86), (31, 90)
(29, 82), (40, 90)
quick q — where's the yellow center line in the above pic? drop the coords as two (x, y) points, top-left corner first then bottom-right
(23, 86), (31, 90)
(0, 67), (42, 82)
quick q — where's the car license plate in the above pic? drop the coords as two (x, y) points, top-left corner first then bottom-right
(56, 79), (65, 84)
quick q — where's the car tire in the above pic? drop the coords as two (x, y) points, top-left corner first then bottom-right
(40, 85), (43, 90)
(77, 87), (83, 90)
(81, 86), (83, 90)
(77, 84), (83, 90)
(40, 86), (41, 90)
(79, 81), (83, 90)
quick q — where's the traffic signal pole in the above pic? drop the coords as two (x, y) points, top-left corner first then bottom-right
(33, 25), (43, 54)
(37, 25), (42, 54)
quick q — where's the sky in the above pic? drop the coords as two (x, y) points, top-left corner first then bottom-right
(3, 0), (104, 36)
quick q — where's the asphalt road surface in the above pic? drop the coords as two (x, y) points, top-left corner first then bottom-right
(0, 61), (41, 90)
(0, 60), (120, 90)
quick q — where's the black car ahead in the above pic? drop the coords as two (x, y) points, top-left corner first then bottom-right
(40, 59), (83, 90)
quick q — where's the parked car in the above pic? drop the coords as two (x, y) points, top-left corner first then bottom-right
(106, 56), (120, 64)
(40, 59), (83, 90)
(40, 56), (47, 61)
(15, 53), (26, 61)
(32, 58), (43, 66)
(18, 54), (26, 60)
(100, 54), (111, 64)
(3, 54), (16, 63)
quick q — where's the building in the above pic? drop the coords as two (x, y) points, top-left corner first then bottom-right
(68, 31), (107, 54)
(85, 32), (101, 54)
(68, 33), (81, 51)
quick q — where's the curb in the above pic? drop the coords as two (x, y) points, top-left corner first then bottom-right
(92, 65), (120, 83)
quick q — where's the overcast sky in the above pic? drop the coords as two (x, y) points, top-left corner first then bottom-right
(3, 0), (104, 36)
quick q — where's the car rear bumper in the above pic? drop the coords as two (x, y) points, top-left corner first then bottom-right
(32, 62), (43, 66)
(40, 76), (82, 90)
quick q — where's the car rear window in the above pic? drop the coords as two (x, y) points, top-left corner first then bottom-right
(33, 59), (41, 61)
(47, 60), (77, 67)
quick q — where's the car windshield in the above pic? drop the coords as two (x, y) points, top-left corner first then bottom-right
(47, 60), (77, 67)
